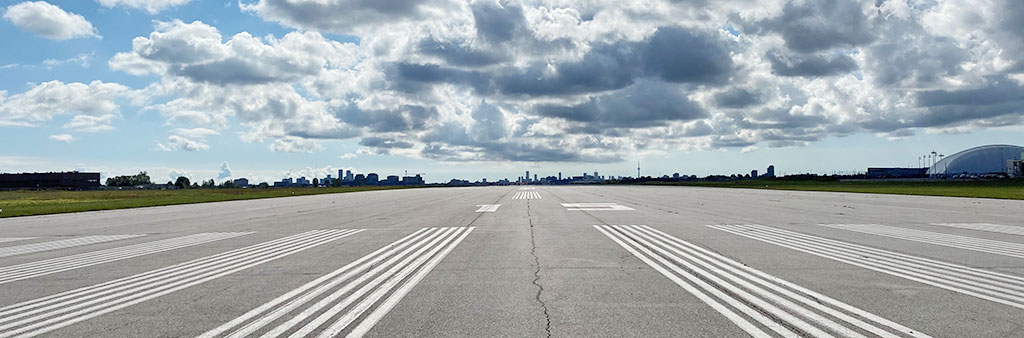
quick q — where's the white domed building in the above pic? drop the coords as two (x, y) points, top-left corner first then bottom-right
(926, 145), (1024, 177)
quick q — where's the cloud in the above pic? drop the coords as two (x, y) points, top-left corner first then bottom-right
(64, 113), (116, 132)
(240, 0), (443, 34)
(3, 1), (99, 40)
(340, 153), (357, 159)
(765, 52), (858, 77)
(217, 161), (231, 179)
(158, 135), (209, 151)
(43, 53), (93, 69)
(269, 136), (324, 153)
(96, 0), (194, 14)
(0, 80), (132, 128)
(49, 134), (74, 143)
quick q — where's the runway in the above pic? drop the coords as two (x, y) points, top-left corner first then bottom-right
(1, 185), (1023, 337)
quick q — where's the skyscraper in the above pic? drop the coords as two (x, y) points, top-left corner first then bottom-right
(526, 170), (530, 183)
(767, 165), (775, 178)
(558, 172), (562, 180)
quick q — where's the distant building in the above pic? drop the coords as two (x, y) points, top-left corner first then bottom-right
(401, 174), (424, 185)
(233, 178), (249, 187)
(926, 144), (1024, 177)
(273, 178), (294, 187)
(866, 168), (927, 179)
(0, 172), (101, 189)
(344, 170), (354, 181)
(385, 175), (400, 185)
(526, 171), (530, 183)
(750, 170), (757, 178)
(534, 174), (538, 182)
(766, 165), (775, 178)
(338, 170), (345, 180)
(296, 177), (310, 186)
(558, 172), (562, 180)
(365, 173), (379, 185)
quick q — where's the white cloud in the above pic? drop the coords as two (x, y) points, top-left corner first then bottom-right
(340, 153), (357, 159)
(157, 135), (209, 151)
(64, 113), (116, 132)
(3, 1), (99, 40)
(49, 134), (74, 143)
(217, 161), (232, 179)
(42, 53), (93, 69)
(96, 0), (194, 14)
(270, 137), (324, 153)
(0, 80), (132, 127)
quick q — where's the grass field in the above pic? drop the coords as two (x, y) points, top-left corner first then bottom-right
(0, 186), (416, 218)
(646, 178), (1024, 200)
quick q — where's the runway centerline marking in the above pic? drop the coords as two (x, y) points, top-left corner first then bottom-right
(0, 232), (252, 285)
(475, 204), (501, 212)
(0, 234), (146, 258)
(199, 227), (474, 338)
(561, 203), (634, 211)
(596, 224), (929, 338)
(708, 223), (1024, 310)
(0, 229), (364, 338)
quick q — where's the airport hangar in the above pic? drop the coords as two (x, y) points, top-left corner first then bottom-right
(926, 144), (1024, 177)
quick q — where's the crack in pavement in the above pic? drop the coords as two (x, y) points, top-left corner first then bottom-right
(526, 199), (553, 338)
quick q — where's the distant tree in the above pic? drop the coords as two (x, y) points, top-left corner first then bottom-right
(201, 179), (215, 188)
(219, 180), (235, 188)
(174, 176), (191, 189)
(257, 182), (270, 188)
(312, 178), (319, 187)
(105, 171), (153, 186)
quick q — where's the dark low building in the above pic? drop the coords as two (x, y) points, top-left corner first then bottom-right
(866, 167), (928, 179)
(0, 172), (101, 189)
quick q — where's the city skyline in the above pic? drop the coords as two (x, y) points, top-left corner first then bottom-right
(2, 1), (1024, 184)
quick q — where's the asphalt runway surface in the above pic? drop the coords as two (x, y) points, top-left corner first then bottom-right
(1, 185), (1023, 337)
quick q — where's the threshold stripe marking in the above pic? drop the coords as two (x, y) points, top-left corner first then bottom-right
(930, 223), (1024, 236)
(596, 224), (928, 338)
(512, 191), (541, 200)
(0, 229), (364, 338)
(0, 238), (38, 245)
(708, 224), (1024, 310)
(820, 223), (1024, 258)
(0, 235), (145, 258)
(0, 232), (252, 285)
(200, 227), (474, 338)
(475, 204), (501, 212)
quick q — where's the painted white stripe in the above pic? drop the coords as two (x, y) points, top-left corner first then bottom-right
(0, 238), (38, 245)
(512, 191), (541, 200)
(820, 223), (1024, 258)
(708, 224), (1024, 310)
(0, 232), (251, 285)
(597, 225), (928, 338)
(930, 223), (1024, 236)
(561, 203), (634, 211)
(200, 227), (474, 338)
(0, 229), (363, 338)
(0, 235), (145, 258)
(475, 204), (501, 212)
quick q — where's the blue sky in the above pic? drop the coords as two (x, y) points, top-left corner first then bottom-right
(2, 1), (1023, 184)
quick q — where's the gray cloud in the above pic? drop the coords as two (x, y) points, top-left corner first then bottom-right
(471, 0), (526, 43)
(536, 81), (707, 131)
(766, 52), (858, 77)
(750, 0), (874, 53)
(714, 88), (762, 108)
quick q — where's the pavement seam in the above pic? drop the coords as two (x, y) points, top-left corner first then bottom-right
(526, 199), (553, 338)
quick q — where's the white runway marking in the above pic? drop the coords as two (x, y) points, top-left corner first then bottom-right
(518, 187), (536, 190)
(0, 229), (363, 338)
(512, 191), (541, 200)
(0, 235), (146, 258)
(0, 232), (251, 285)
(596, 225), (929, 338)
(561, 203), (634, 211)
(930, 223), (1024, 236)
(0, 238), (38, 245)
(709, 224), (1024, 310)
(475, 204), (501, 212)
(200, 227), (474, 338)
(820, 223), (1024, 258)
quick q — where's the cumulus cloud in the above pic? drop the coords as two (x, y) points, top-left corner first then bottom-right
(49, 134), (74, 143)
(0, 80), (132, 128)
(87, 0), (1024, 164)
(3, 1), (99, 40)
(217, 161), (232, 179)
(96, 0), (193, 14)
(158, 135), (209, 151)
